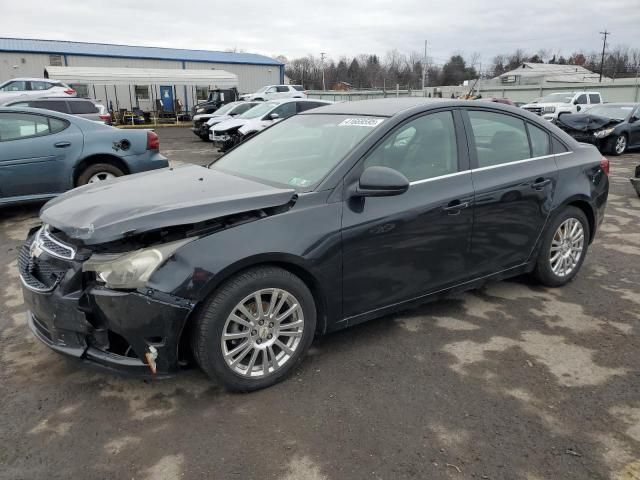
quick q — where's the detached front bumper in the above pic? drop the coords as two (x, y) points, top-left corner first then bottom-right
(19, 233), (194, 377)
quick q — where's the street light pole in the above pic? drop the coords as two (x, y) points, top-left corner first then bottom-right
(320, 52), (327, 91)
(599, 30), (610, 83)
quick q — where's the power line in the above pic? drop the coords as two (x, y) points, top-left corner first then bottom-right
(599, 30), (610, 82)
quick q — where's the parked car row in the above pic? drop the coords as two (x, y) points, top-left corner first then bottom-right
(16, 98), (609, 392)
(522, 91), (603, 121)
(191, 101), (259, 140)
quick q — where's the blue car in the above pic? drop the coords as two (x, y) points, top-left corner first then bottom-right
(0, 107), (168, 206)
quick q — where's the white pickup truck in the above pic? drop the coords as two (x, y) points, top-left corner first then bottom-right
(522, 91), (603, 121)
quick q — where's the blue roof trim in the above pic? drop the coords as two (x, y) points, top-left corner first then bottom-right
(0, 38), (283, 67)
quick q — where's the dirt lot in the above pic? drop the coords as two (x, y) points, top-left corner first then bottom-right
(1, 127), (640, 480)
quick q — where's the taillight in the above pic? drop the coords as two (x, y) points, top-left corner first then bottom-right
(600, 156), (610, 176)
(146, 130), (159, 150)
(99, 114), (111, 122)
(64, 88), (76, 95)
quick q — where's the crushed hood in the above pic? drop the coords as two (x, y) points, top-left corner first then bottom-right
(557, 113), (622, 131)
(211, 118), (247, 133)
(40, 165), (296, 245)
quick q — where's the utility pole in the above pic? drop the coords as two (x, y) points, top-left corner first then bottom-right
(599, 30), (610, 82)
(421, 40), (428, 93)
(320, 52), (327, 91)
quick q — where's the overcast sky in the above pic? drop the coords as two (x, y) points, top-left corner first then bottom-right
(4, 0), (638, 67)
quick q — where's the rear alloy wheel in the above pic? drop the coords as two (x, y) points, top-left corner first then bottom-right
(533, 206), (589, 287)
(192, 266), (316, 391)
(610, 134), (627, 156)
(77, 163), (125, 186)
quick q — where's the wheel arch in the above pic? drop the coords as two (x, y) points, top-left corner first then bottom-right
(73, 154), (130, 186)
(555, 195), (596, 244)
(190, 254), (330, 336)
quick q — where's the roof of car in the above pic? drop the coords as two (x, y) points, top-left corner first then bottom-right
(301, 98), (462, 117)
(2, 77), (58, 82)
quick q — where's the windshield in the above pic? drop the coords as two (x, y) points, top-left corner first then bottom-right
(255, 86), (268, 93)
(538, 93), (574, 103)
(212, 102), (237, 115)
(238, 101), (279, 119)
(587, 105), (634, 120)
(210, 114), (385, 189)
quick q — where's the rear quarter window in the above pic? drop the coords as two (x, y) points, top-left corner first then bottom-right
(69, 101), (99, 114)
(293, 85), (305, 91)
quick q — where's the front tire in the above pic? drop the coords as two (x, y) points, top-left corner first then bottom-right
(533, 206), (589, 287)
(192, 266), (316, 391)
(608, 134), (627, 156)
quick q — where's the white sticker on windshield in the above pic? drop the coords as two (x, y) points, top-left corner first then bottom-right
(338, 118), (384, 128)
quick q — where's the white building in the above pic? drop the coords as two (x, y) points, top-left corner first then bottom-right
(0, 38), (284, 111)
(494, 62), (608, 85)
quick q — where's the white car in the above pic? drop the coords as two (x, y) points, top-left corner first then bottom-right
(191, 101), (259, 141)
(0, 78), (77, 105)
(522, 91), (602, 121)
(210, 98), (331, 151)
(240, 85), (307, 101)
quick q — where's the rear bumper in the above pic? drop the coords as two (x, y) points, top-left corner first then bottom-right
(126, 151), (169, 174)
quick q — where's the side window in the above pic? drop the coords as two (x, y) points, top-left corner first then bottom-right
(0, 80), (28, 92)
(31, 81), (52, 91)
(49, 118), (69, 134)
(270, 102), (296, 119)
(468, 110), (530, 167)
(552, 137), (569, 154)
(575, 94), (588, 105)
(296, 102), (325, 113)
(0, 113), (53, 141)
(527, 123), (550, 157)
(364, 111), (458, 182)
(69, 101), (99, 114)
(30, 100), (69, 113)
(277, 86), (290, 93)
(265, 87), (277, 94)
(588, 94), (601, 104)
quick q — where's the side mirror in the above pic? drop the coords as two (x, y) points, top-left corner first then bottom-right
(576, 105), (581, 112)
(629, 115), (639, 123)
(352, 166), (410, 197)
(268, 113), (280, 120)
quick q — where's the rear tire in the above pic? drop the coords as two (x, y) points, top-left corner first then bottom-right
(533, 206), (590, 287)
(76, 163), (125, 186)
(192, 266), (316, 391)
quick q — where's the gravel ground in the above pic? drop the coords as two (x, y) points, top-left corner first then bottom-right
(1, 127), (640, 480)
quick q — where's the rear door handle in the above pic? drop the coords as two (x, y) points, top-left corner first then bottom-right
(531, 178), (551, 190)
(54, 141), (71, 148)
(442, 200), (470, 215)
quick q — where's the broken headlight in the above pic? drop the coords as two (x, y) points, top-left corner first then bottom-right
(83, 238), (193, 289)
(594, 127), (615, 139)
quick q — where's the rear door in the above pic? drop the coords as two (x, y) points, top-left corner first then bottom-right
(0, 112), (83, 200)
(462, 108), (558, 277)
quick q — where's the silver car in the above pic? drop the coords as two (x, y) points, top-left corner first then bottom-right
(0, 78), (77, 105)
(5, 97), (110, 124)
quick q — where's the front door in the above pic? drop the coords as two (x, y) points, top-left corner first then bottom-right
(160, 86), (174, 111)
(0, 112), (83, 201)
(462, 108), (559, 277)
(341, 110), (474, 320)
(629, 106), (640, 147)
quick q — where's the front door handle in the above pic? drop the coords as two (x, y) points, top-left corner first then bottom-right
(442, 200), (470, 215)
(54, 141), (71, 148)
(531, 178), (551, 190)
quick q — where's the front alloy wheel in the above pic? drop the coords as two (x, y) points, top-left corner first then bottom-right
(612, 134), (627, 155)
(192, 266), (316, 391)
(221, 288), (305, 378)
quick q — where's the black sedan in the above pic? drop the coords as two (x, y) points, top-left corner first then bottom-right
(556, 103), (640, 155)
(18, 99), (609, 391)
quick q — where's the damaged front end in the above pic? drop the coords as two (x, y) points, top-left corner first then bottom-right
(19, 225), (195, 376)
(18, 165), (298, 376)
(556, 113), (622, 146)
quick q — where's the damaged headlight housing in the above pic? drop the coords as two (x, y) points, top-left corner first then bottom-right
(594, 127), (615, 139)
(83, 238), (193, 289)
